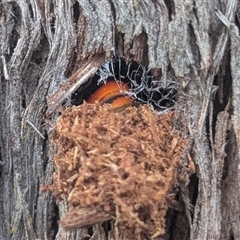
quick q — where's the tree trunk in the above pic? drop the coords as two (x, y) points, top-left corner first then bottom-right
(0, 0), (240, 239)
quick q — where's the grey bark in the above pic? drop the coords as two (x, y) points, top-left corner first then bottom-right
(0, 0), (240, 240)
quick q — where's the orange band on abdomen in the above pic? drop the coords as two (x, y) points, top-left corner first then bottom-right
(87, 81), (132, 109)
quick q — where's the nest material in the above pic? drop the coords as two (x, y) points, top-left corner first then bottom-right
(47, 102), (187, 239)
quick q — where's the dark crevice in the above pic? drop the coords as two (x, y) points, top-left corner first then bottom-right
(192, 1), (199, 25)
(188, 23), (200, 70)
(73, 1), (80, 23)
(167, 209), (179, 240)
(65, 51), (78, 78)
(31, 33), (49, 66)
(163, 0), (174, 21)
(42, 134), (49, 172)
(33, 178), (40, 235)
(49, 2), (56, 35)
(188, 174), (199, 206)
(52, 202), (60, 238)
(108, 0), (116, 23)
(135, 30), (149, 66)
(9, 29), (20, 59)
(102, 221), (112, 237)
(166, 190), (189, 240)
(8, 3), (21, 57)
(29, 2), (34, 19)
(21, 94), (26, 108)
(206, 51), (232, 142)
(84, 226), (93, 240)
(230, 228), (234, 240)
(109, 0), (117, 56)
(222, 122), (235, 182)
(66, 2), (80, 78)
(235, 14), (240, 30)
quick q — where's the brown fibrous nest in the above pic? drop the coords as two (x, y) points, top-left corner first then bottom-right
(45, 102), (187, 239)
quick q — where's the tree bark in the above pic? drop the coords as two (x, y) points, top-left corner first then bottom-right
(0, 0), (240, 240)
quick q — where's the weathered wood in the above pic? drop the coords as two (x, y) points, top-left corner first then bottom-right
(0, 0), (239, 239)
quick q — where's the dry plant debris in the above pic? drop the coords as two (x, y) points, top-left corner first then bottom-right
(45, 102), (187, 239)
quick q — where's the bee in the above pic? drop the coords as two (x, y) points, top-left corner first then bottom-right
(71, 59), (177, 111)
(87, 81), (132, 111)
